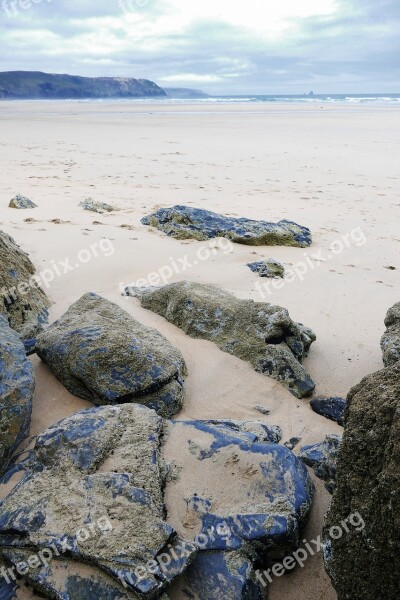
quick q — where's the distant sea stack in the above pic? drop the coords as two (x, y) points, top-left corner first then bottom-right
(0, 71), (166, 99)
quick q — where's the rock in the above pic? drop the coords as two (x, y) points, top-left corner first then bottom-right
(170, 550), (265, 599)
(0, 557), (20, 598)
(201, 419), (282, 444)
(284, 437), (301, 451)
(247, 258), (285, 278)
(324, 363), (400, 600)
(163, 419), (314, 563)
(0, 315), (34, 476)
(8, 194), (37, 209)
(0, 405), (197, 598)
(1, 551), (140, 599)
(130, 282), (316, 398)
(310, 396), (346, 426)
(141, 205), (312, 247)
(36, 293), (186, 418)
(79, 199), (117, 213)
(0, 408), (314, 598)
(381, 301), (400, 366)
(298, 434), (341, 494)
(0, 229), (50, 340)
(253, 405), (270, 415)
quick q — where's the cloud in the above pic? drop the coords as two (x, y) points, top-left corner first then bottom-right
(0, 0), (398, 93)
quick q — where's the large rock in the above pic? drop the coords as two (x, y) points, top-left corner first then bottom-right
(36, 293), (186, 418)
(0, 406), (313, 599)
(163, 419), (314, 563)
(324, 363), (400, 600)
(129, 282), (315, 398)
(0, 405), (196, 599)
(141, 205), (312, 247)
(381, 301), (400, 366)
(0, 315), (34, 476)
(0, 230), (49, 340)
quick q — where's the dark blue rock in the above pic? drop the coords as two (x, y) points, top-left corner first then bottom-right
(164, 419), (314, 562)
(298, 434), (341, 494)
(0, 315), (34, 475)
(36, 293), (187, 418)
(247, 259), (285, 278)
(142, 205), (312, 247)
(23, 338), (37, 356)
(310, 396), (346, 426)
(0, 405), (196, 599)
(170, 550), (265, 599)
(0, 551), (140, 599)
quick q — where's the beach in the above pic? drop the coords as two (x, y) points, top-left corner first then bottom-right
(0, 100), (399, 599)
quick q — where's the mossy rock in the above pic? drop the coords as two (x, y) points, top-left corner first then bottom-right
(36, 293), (187, 418)
(132, 281), (315, 398)
(141, 205), (312, 247)
(0, 229), (50, 340)
(0, 315), (34, 476)
(324, 363), (400, 599)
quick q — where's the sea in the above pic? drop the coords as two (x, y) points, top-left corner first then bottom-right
(95, 93), (400, 105)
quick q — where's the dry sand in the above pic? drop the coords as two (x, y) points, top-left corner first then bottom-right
(0, 100), (399, 599)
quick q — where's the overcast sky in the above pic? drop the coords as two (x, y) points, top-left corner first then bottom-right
(0, 0), (399, 94)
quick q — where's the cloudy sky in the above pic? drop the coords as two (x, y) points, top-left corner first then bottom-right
(0, 0), (399, 94)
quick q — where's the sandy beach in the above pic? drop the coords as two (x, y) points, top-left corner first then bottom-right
(1, 100), (399, 599)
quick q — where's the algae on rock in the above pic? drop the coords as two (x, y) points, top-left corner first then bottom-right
(141, 205), (312, 247)
(324, 363), (400, 600)
(36, 293), (187, 417)
(0, 229), (50, 339)
(129, 281), (316, 398)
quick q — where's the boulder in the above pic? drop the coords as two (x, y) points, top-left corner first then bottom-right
(0, 405), (196, 599)
(0, 229), (50, 340)
(247, 259), (285, 278)
(0, 315), (34, 476)
(170, 550), (265, 599)
(298, 434), (341, 494)
(381, 301), (400, 366)
(310, 396), (346, 426)
(129, 282), (315, 398)
(0, 407), (313, 599)
(36, 293), (186, 418)
(141, 205), (312, 247)
(8, 194), (37, 209)
(79, 199), (117, 213)
(163, 419), (314, 563)
(324, 363), (400, 600)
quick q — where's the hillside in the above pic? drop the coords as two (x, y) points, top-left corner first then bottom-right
(0, 71), (166, 99)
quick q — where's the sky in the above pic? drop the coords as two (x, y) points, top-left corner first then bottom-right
(0, 0), (399, 94)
